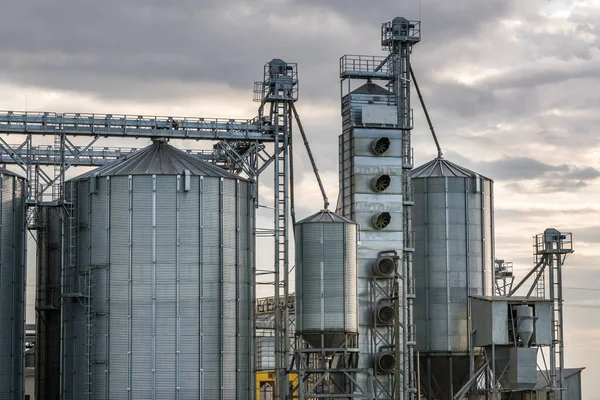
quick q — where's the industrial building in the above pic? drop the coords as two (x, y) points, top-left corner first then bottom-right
(0, 16), (584, 400)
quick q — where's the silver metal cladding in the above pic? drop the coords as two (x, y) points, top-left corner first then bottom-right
(294, 210), (358, 349)
(60, 142), (255, 400)
(0, 168), (26, 400)
(411, 157), (495, 397)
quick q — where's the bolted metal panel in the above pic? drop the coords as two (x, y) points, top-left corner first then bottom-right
(62, 142), (255, 400)
(295, 210), (358, 349)
(412, 158), (494, 397)
(0, 170), (26, 400)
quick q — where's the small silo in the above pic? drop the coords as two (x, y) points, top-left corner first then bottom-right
(295, 210), (358, 349)
(0, 167), (26, 399)
(61, 139), (255, 400)
(411, 158), (494, 399)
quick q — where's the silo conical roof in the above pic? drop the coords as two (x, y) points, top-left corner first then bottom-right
(296, 209), (355, 225)
(74, 140), (243, 180)
(411, 157), (492, 181)
(350, 82), (392, 96)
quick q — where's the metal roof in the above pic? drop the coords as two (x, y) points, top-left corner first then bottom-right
(411, 157), (492, 181)
(350, 82), (392, 96)
(296, 209), (356, 225)
(0, 166), (24, 179)
(74, 139), (243, 180)
(534, 368), (584, 390)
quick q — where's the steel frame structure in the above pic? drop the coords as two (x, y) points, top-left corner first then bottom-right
(494, 259), (515, 297)
(0, 59), (298, 400)
(466, 229), (573, 399)
(338, 17), (420, 400)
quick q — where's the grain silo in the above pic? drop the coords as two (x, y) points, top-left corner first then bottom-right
(411, 157), (494, 400)
(0, 167), (26, 399)
(61, 139), (255, 400)
(295, 210), (358, 349)
(293, 209), (359, 397)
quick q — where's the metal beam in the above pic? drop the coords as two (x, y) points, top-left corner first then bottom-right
(0, 111), (276, 141)
(1, 144), (219, 166)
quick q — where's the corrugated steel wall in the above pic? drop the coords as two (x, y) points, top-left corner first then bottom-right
(0, 172), (26, 399)
(565, 371), (582, 400)
(412, 174), (494, 397)
(413, 176), (494, 354)
(295, 219), (358, 347)
(61, 174), (255, 400)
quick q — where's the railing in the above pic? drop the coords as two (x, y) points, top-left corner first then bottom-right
(340, 55), (390, 78)
(2, 144), (217, 166)
(381, 19), (421, 48)
(0, 111), (271, 140)
(256, 294), (296, 315)
(534, 231), (573, 255)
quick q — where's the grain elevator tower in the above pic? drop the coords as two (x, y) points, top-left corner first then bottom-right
(338, 17), (420, 400)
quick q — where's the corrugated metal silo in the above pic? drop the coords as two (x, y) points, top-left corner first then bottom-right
(295, 210), (358, 349)
(0, 167), (26, 399)
(61, 139), (255, 400)
(411, 158), (494, 399)
(35, 206), (63, 400)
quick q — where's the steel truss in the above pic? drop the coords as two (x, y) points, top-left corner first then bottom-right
(0, 59), (298, 400)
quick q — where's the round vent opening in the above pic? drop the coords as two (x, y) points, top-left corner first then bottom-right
(376, 304), (395, 325)
(375, 352), (395, 373)
(372, 212), (391, 230)
(371, 175), (391, 192)
(371, 137), (391, 155)
(373, 256), (396, 277)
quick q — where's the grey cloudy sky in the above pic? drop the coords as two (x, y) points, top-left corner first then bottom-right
(2, 0), (600, 397)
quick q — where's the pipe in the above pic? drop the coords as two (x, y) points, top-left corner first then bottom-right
(410, 66), (443, 159)
(289, 111), (296, 227)
(290, 104), (330, 210)
(453, 361), (489, 400)
(509, 256), (546, 296)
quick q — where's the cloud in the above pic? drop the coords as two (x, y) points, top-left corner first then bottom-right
(433, 152), (600, 193)
(3, 1), (600, 397)
(572, 226), (600, 244)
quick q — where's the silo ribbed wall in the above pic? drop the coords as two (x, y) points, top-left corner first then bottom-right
(295, 211), (358, 349)
(0, 169), (26, 400)
(411, 158), (494, 397)
(61, 143), (255, 400)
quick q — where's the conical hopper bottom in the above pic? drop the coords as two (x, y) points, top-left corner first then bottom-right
(418, 354), (483, 400)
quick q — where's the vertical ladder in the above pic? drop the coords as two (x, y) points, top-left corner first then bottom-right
(65, 183), (78, 295)
(84, 266), (95, 398)
(273, 100), (290, 400)
(395, 34), (417, 400)
(26, 165), (40, 228)
(549, 252), (563, 400)
(534, 252), (552, 299)
(53, 133), (65, 202)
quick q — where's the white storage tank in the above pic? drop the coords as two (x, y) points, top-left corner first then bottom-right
(0, 167), (26, 399)
(295, 210), (358, 349)
(411, 157), (494, 398)
(61, 139), (255, 400)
